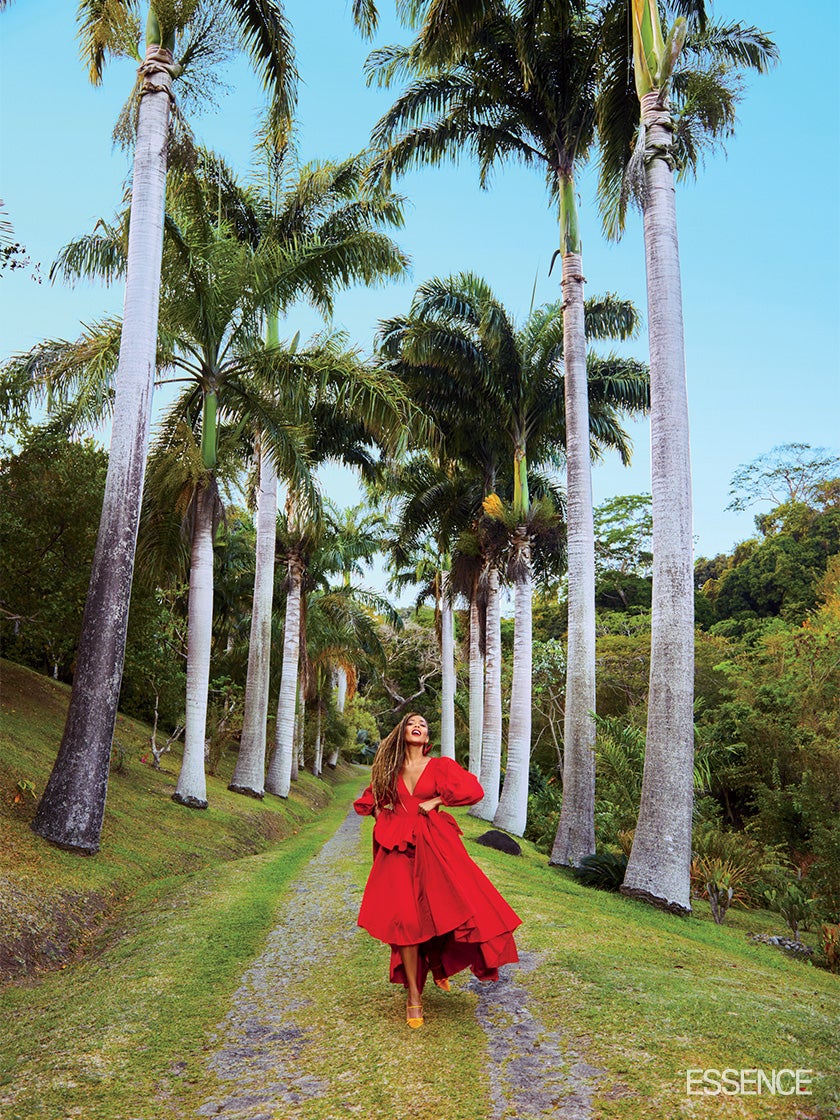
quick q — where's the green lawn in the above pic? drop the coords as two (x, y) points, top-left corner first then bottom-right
(0, 659), (342, 974)
(1, 659), (838, 1120)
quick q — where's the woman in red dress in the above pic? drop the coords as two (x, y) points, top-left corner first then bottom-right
(354, 711), (521, 1027)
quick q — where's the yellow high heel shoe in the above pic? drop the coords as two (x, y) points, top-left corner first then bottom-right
(433, 977), (450, 991)
(406, 1002), (424, 1028)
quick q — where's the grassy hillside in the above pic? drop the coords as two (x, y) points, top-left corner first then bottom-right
(1, 659), (838, 1119)
(0, 659), (350, 979)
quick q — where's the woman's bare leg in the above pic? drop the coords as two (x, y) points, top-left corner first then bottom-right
(398, 943), (421, 1007)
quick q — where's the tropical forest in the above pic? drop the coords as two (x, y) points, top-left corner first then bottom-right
(0, 1), (838, 1119)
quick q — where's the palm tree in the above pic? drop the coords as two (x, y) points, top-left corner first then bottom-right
(229, 420), (280, 799)
(265, 359), (416, 801)
(378, 317), (505, 783)
(594, 0), (776, 910)
(322, 501), (389, 767)
(265, 492), (315, 796)
(449, 533), (487, 777)
(19, 1), (296, 852)
(223, 145), (409, 798)
(381, 272), (647, 835)
(12, 150), (406, 818)
(365, 0), (642, 850)
(267, 502), (399, 791)
(139, 408), (252, 806)
(382, 454), (481, 760)
(305, 554), (397, 774)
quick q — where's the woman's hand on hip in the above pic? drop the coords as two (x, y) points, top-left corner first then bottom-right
(418, 797), (443, 816)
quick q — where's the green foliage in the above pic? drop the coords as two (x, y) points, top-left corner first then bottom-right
(12, 779), (36, 806)
(702, 574), (840, 852)
(762, 880), (816, 942)
(571, 852), (629, 892)
(524, 772), (562, 855)
(531, 599), (567, 640)
(690, 854), (756, 924)
(807, 815), (840, 925)
(110, 741), (128, 774)
(531, 638), (566, 771)
(713, 521), (840, 623)
(205, 675), (244, 776)
(0, 430), (107, 678)
(361, 615), (441, 738)
(593, 493), (653, 610)
(726, 442), (840, 514)
(698, 483), (840, 625)
(691, 826), (786, 907)
(342, 694), (382, 761)
(120, 587), (187, 731)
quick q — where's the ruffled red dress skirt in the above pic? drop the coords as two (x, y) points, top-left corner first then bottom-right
(354, 756), (521, 992)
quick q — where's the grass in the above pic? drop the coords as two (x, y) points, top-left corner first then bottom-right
(2, 658), (839, 1120)
(0, 659), (339, 978)
(0, 790), (364, 1120)
(461, 822), (840, 1119)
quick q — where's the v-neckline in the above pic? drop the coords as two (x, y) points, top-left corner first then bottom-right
(401, 759), (432, 798)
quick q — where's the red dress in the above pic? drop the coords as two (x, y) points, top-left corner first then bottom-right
(353, 756), (521, 991)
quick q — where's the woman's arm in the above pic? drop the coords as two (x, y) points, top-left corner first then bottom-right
(435, 758), (483, 806)
(353, 785), (377, 816)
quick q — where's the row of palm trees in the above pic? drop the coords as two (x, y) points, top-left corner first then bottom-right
(11, 140), (413, 836)
(6, 0), (775, 916)
(378, 273), (648, 840)
(354, 0), (774, 910)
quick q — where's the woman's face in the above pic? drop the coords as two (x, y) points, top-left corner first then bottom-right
(403, 714), (429, 748)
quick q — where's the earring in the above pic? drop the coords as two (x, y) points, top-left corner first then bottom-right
(422, 742), (432, 756)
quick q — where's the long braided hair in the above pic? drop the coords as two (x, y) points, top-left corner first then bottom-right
(370, 712), (430, 809)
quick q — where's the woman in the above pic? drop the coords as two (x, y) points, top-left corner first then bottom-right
(354, 712), (521, 1027)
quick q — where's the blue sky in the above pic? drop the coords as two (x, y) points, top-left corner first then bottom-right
(1, 0), (838, 572)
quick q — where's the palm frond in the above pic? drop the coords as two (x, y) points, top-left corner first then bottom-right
(77, 0), (142, 84)
(50, 216), (128, 286)
(223, 0), (297, 145)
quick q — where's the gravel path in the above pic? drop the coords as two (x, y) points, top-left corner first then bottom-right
(467, 951), (604, 1119)
(197, 806), (605, 1120)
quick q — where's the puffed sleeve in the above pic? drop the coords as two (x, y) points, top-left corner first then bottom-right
(353, 785), (376, 816)
(435, 757), (483, 806)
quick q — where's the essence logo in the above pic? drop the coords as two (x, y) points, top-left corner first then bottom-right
(685, 1069), (814, 1096)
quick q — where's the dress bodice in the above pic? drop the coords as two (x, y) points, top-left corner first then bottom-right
(353, 757), (483, 851)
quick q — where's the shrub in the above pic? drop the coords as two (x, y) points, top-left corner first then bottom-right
(692, 826), (787, 906)
(819, 923), (840, 973)
(571, 852), (628, 892)
(763, 879), (817, 942)
(690, 856), (754, 924)
(524, 776), (562, 855)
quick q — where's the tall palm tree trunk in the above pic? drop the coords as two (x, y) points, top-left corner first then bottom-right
(291, 675), (303, 781)
(621, 89), (694, 914)
(229, 443), (278, 797)
(173, 483), (214, 809)
(31, 48), (174, 852)
(295, 688), (305, 776)
(326, 667), (347, 769)
(336, 666), (348, 712)
(470, 565), (502, 821)
(440, 569), (456, 758)
(468, 591), (484, 776)
(493, 535), (532, 836)
(552, 186), (597, 865)
(265, 558), (303, 798)
(313, 703), (323, 776)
